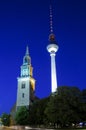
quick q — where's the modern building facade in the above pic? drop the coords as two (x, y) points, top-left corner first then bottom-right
(16, 46), (35, 110)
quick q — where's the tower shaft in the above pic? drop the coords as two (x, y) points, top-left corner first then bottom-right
(47, 3), (59, 93)
(47, 43), (58, 93)
(50, 53), (57, 92)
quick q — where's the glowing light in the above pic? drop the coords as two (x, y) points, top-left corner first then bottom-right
(17, 77), (29, 81)
(47, 43), (59, 93)
(51, 54), (57, 92)
(30, 78), (35, 90)
(47, 44), (59, 53)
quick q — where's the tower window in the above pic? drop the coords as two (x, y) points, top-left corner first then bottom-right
(22, 93), (24, 98)
(21, 83), (25, 89)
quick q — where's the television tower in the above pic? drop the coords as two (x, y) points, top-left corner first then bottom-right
(47, 5), (59, 93)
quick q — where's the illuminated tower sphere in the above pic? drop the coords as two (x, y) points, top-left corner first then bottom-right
(47, 5), (59, 93)
(16, 46), (35, 111)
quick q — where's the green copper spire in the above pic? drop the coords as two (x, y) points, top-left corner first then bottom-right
(25, 45), (29, 55)
(23, 46), (31, 65)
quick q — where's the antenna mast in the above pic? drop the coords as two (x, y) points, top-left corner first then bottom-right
(50, 1), (53, 33)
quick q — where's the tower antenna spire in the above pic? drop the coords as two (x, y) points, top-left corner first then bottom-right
(50, 1), (53, 34)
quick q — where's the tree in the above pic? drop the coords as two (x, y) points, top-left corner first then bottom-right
(80, 89), (86, 122)
(45, 86), (83, 128)
(1, 113), (10, 126)
(44, 94), (59, 127)
(82, 89), (86, 103)
(15, 106), (29, 125)
(28, 97), (49, 126)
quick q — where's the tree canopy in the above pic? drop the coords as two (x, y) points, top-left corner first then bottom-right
(28, 97), (49, 126)
(45, 86), (86, 128)
(13, 86), (86, 128)
(1, 113), (10, 126)
(15, 106), (29, 125)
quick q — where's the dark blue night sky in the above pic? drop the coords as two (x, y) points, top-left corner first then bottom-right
(0, 0), (86, 114)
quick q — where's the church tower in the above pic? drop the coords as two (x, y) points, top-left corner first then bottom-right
(16, 46), (35, 110)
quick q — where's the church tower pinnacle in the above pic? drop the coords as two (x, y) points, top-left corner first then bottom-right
(16, 46), (35, 110)
(47, 3), (59, 93)
(26, 46), (29, 55)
